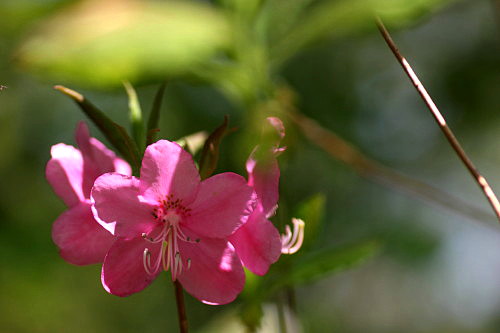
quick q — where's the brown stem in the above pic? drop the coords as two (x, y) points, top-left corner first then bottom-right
(174, 280), (188, 333)
(289, 111), (494, 225)
(375, 17), (500, 222)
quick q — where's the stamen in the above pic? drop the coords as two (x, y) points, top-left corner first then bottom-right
(143, 249), (152, 275)
(281, 218), (305, 254)
(161, 241), (168, 271)
(143, 195), (201, 278)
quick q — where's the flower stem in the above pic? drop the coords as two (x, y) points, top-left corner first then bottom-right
(173, 280), (188, 333)
(375, 17), (500, 222)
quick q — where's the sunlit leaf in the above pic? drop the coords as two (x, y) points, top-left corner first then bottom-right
(123, 81), (144, 150)
(176, 131), (208, 157)
(17, 0), (230, 87)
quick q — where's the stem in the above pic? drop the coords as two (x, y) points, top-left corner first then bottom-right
(173, 280), (188, 333)
(289, 110), (494, 225)
(276, 295), (288, 333)
(376, 17), (500, 222)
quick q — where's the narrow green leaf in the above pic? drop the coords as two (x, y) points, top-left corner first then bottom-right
(123, 81), (144, 150)
(146, 82), (167, 146)
(54, 85), (141, 174)
(279, 240), (381, 287)
(198, 116), (230, 180)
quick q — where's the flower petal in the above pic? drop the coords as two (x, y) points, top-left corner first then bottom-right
(76, 122), (132, 197)
(46, 143), (85, 206)
(52, 201), (115, 265)
(185, 173), (255, 238)
(178, 238), (244, 305)
(101, 237), (161, 297)
(140, 140), (200, 204)
(246, 117), (285, 216)
(91, 173), (155, 238)
(229, 207), (282, 275)
(247, 157), (280, 216)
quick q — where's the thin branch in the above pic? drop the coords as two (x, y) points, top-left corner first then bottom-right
(173, 281), (188, 333)
(376, 17), (500, 222)
(289, 110), (495, 225)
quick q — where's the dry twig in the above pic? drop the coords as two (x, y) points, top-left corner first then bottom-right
(376, 17), (500, 222)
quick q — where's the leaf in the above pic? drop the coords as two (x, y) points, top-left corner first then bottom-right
(269, 0), (458, 68)
(294, 193), (326, 249)
(176, 131), (208, 157)
(123, 81), (144, 150)
(146, 82), (167, 146)
(198, 116), (229, 180)
(54, 85), (141, 174)
(278, 240), (381, 287)
(18, 0), (230, 88)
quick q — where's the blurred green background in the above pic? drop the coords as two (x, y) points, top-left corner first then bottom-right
(1, 0), (500, 332)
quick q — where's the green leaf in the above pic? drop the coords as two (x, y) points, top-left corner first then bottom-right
(54, 85), (141, 174)
(198, 116), (230, 180)
(18, 0), (230, 88)
(278, 240), (381, 287)
(270, 0), (458, 68)
(146, 82), (167, 146)
(294, 193), (326, 249)
(176, 131), (208, 157)
(123, 81), (144, 150)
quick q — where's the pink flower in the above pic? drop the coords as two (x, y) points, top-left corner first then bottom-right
(46, 122), (131, 265)
(91, 140), (255, 304)
(228, 117), (285, 275)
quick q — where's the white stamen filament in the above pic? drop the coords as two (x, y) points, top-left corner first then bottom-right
(281, 218), (305, 254)
(142, 214), (197, 280)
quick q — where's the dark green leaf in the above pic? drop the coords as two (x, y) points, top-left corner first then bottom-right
(146, 82), (167, 146)
(198, 116), (229, 180)
(278, 240), (381, 287)
(54, 85), (141, 174)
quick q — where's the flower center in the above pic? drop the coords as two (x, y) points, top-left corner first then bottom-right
(142, 195), (198, 280)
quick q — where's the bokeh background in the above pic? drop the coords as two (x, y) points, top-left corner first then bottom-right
(1, 0), (499, 332)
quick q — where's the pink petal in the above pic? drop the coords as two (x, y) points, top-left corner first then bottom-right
(113, 158), (132, 176)
(46, 143), (85, 206)
(267, 116), (285, 141)
(246, 156), (280, 216)
(229, 207), (282, 275)
(246, 117), (285, 216)
(185, 173), (255, 238)
(91, 173), (156, 238)
(139, 140), (200, 204)
(178, 238), (244, 305)
(52, 201), (115, 265)
(76, 122), (132, 197)
(102, 237), (162, 297)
